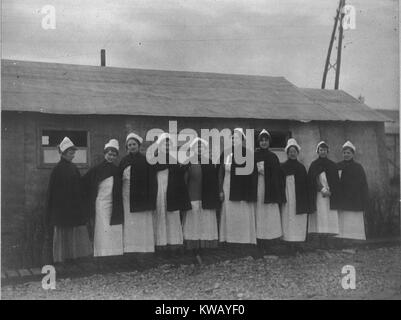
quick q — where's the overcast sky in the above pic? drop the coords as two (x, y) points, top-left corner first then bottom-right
(2, 0), (399, 110)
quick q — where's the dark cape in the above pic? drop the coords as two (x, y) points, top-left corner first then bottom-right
(251, 148), (286, 205)
(158, 165), (192, 212)
(118, 152), (158, 218)
(281, 159), (310, 214)
(337, 159), (369, 211)
(201, 163), (220, 210)
(188, 154), (220, 210)
(220, 147), (256, 202)
(82, 160), (123, 226)
(307, 157), (341, 213)
(156, 153), (192, 212)
(46, 158), (88, 228)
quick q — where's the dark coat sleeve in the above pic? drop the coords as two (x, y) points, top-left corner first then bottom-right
(359, 164), (369, 211)
(201, 164), (220, 210)
(262, 152), (286, 205)
(307, 161), (318, 213)
(46, 161), (87, 227)
(46, 167), (57, 230)
(166, 164), (192, 212)
(326, 161), (341, 210)
(81, 166), (97, 222)
(110, 164), (124, 225)
(110, 168), (124, 225)
(295, 164), (310, 214)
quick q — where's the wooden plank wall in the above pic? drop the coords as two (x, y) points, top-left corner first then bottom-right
(1, 112), (391, 268)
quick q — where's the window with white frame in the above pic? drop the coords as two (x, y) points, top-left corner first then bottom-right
(40, 129), (89, 167)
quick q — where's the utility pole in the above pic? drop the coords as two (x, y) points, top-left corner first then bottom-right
(321, 0), (346, 89)
(335, 0), (346, 89)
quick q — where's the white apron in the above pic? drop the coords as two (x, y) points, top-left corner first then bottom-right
(122, 166), (155, 253)
(336, 210), (366, 240)
(153, 169), (183, 246)
(308, 172), (339, 235)
(335, 169), (366, 240)
(281, 175), (308, 241)
(255, 163), (282, 240)
(183, 200), (218, 241)
(219, 154), (256, 244)
(94, 176), (124, 256)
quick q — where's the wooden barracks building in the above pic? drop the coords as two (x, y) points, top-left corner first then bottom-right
(1, 59), (391, 268)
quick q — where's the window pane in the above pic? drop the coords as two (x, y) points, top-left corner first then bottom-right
(43, 149), (61, 164)
(43, 148), (87, 164)
(42, 130), (88, 147)
(72, 150), (87, 163)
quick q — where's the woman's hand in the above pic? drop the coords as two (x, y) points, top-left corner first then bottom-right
(257, 161), (264, 175)
(219, 191), (225, 202)
(321, 187), (331, 197)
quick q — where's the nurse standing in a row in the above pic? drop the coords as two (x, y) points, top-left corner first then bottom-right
(280, 138), (309, 251)
(119, 133), (157, 253)
(307, 141), (341, 247)
(219, 128), (257, 246)
(153, 133), (191, 254)
(253, 129), (286, 251)
(336, 141), (369, 240)
(83, 139), (123, 257)
(183, 138), (219, 261)
(47, 137), (92, 263)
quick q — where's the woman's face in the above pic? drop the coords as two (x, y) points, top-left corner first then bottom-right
(105, 149), (118, 163)
(287, 147), (298, 160)
(62, 149), (76, 162)
(127, 138), (140, 154)
(318, 146), (328, 158)
(232, 132), (243, 147)
(259, 136), (270, 149)
(342, 148), (354, 161)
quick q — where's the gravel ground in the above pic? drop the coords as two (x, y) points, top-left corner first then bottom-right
(2, 246), (400, 300)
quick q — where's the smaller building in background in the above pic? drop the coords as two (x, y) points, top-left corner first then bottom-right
(376, 109), (399, 186)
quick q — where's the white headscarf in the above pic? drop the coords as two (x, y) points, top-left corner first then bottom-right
(126, 132), (143, 144)
(285, 138), (301, 153)
(59, 137), (77, 153)
(233, 128), (245, 139)
(258, 129), (272, 141)
(104, 139), (119, 151)
(316, 141), (329, 153)
(342, 141), (356, 152)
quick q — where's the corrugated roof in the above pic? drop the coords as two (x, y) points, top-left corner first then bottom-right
(1, 59), (386, 122)
(300, 88), (390, 122)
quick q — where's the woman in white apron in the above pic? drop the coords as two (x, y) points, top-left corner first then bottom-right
(219, 128), (257, 249)
(119, 133), (157, 253)
(183, 138), (219, 262)
(336, 141), (368, 241)
(153, 133), (191, 255)
(253, 129), (286, 253)
(280, 138), (309, 253)
(307, 141), (341, 248)
(82, 139), (124, 257)
(47, 137), (92, 263)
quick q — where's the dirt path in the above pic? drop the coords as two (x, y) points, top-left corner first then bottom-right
(2, 246), (400, 300)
